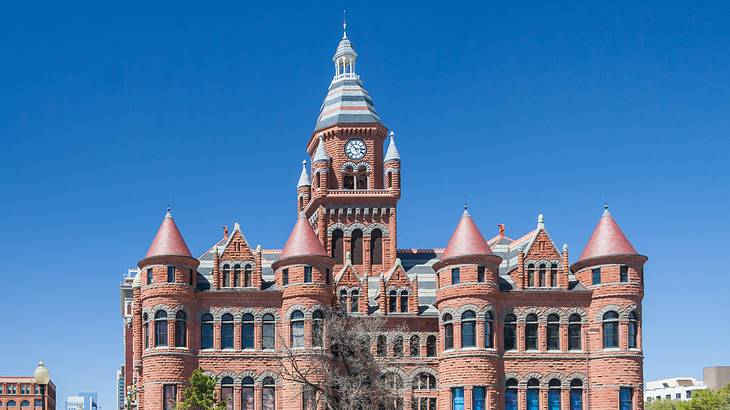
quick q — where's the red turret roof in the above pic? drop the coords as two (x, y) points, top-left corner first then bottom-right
(441, 208), (492, 261)
(145, 209), (193, 258)
(578, 208), (637, 262)
(279, 214), (328, 260)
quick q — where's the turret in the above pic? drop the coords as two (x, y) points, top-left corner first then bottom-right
(311, 134), (331, 195)
(383, 131), (401, 195)
(297, 160), (312, 213)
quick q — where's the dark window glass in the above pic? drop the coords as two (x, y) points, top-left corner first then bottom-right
(570, 379), (583, 410)
(628, 311), (638, 348)
(443, 314), (453, 350)
(548, 383), (561, 410)
(525, 314), (538, 350)
(569, 314), (582, 351)
(504, 314), (517, 351)
(146, 268), (153, 285)
(451, 387), (464, 410)
(603, 311), (619, 348)
(163, 385), (176, 410)
(426, 335), (437, 357)
(222, 264), (230, 287)
(485, 311), (494, 348)
(351, 290), (359, 313)
(242, 313), (254, 349)
(339, 289), (348, 311)
(312, 310), (324, 348)
(175, 311), (186, 347)
(233, 265), (240, 287)
(592, 268), (601, 285)
(282, 269), (289, 286)
(472, 387), (485, 410)
(505, 379), (518, 410)
(547, 314), (560, 350)
(154, 311), (168, 347)
(461, 311), (476, 347)
(188, 269), (194, 286)
(400, 291), (409, 313)
(352, 229), (363, 264)
(527, 379), (540, 410)
(477, 266), (485, 282)
(143, 313), (149, 349)
(262, 378), (276, 410)
(620, 265), (629, 283)
(303, 266), (312, 283)
(290, 310), (305, 348)
(538, 264), (546, 287)
(167, 266), (175, 283)
(332, 230), (344, 263)
(371, 229), (383, 264)
(389, 290), (398, 313)
(550, 263), (558, 287)
(619, 387), (633, 410)
(242, 378), (255, 410)
(221, 313), (234, 349)
(262, 314), (275, 349)
(410, 335), (420, 357)
(451, 268), (460, 285)
(377, 335), (387, 357)
(201, 313), (214, 349)
(393, 336), (403, 357)
(527, 264), (535, 287)
(221, 378), (233, 410)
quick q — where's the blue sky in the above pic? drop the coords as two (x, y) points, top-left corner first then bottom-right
(1, 1), (729, 407)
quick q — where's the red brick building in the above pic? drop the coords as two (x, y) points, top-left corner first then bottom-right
(0, 377), (56, 410)
(122, 27), (647, 410)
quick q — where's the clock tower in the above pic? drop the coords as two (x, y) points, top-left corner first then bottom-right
(300, 24), (401, 277)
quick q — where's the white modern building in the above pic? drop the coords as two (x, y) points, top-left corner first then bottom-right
(66, 396), (84, 410)
(645, 377), (707, 402)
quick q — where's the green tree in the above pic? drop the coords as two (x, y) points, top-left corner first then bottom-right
(176, 368), (227, 410)
(676, 384), (730, 410)
(646, 399), (678, 410)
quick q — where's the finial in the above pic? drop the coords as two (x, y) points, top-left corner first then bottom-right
(222, 225), (229, 240)
(345, 250), (352, 264)
(256, 244), (262, 252)
(302, 159), (307, 167)
(562, 243), (568, 252)
(604, 202), (609, 210)
(537, 213), (545, 229)
(498, 224), (505, 239)
(342, 10), (347, 39)
(463, 202), (469, 215)
(165, 207), (172, 218)
(234, 222), (240, 231)
(389, 130), (395, 139)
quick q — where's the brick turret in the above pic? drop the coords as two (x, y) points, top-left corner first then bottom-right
(383, 131), (401, 196)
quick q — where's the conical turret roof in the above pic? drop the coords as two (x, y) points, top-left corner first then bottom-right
(440, 208), (492, 261)
(384, 131), (400, 162)
(577, 207), (638, 262)
(297, 160), (311, 188)
(313, 134), (331, 163)
(279, 214), (328, 261)
(145, 209), (192, 259)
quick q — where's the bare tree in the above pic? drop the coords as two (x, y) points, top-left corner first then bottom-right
(277, 308), (406, 410)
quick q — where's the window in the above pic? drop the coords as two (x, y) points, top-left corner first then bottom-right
(527, 379), (540, 410)
(426, 335), (437, 357)
(290, 310), (305, 348)
(167, 266), (175, 283)
(592, 268), (601, 285)
(527, 263), (535, 287)
(261, 313), (275, 349)
(282, 268), (289, 286)
(163, 384), (177, 410)
(233, 265), (241, 287)
(312, 310), (324, 347)
(472, 387), (486, 410)
(389, 290), (398, 313)
(188, 269), (194, 286)
(175, 311), (186, 347)
(221, 314), (234, 349)
(356, 165), (368, 189)
(7, 401), (17, 408)
(20, 402), (29, 409)
(620, 265), (629, 282)
(570, 379), (583, 410)
(539, 264), (546, 287)
(304, 266), (312, 283)
(603, 311), (619, 348)
(485, 311), (494, 348)
(377, 335), (387, 357)
(371, 229), (383, 264)
(443, 314), (454, 350)
(34, 401), (41, 408)
(410, 335), (420, 357)
(505, 378), (518, 410)
(201, 313), (214, 349)
(325, 268), (331, 285)
(154, 311), (168, 347)
(525, 314), (538, 350)
(241, 377), (255, 410)
(619, 387), (633, 410)
(143, 313), (149, 349)
(146, 268), (153, 285)
(352, 229), (363, 264)
(477, 266), (485, 282)
(451, 268), (460, 285)
(461, 310), (476, 348)
(222, 264), (230, 287)
(400, 290), (409, 313)
(568, 314), (582, 351)
(302, 385), (316, 410)
(686, 390), (692, 399)
(547, 314), (560, 350)
(339, 289), (348, 311)
(331, 229), (344, 263)
(548, 379), (561, 410)
(414, 373), (437, 390)
(628, 311), (638, 348)
(262, 377), (276, 410)
(504, 314), (517, 351)
(237, 313), (254, 349)
(451, 387), (464, 410)
(550, 263), (558, 287)
(351, 289), (359, 313)
(221, 377), (233, 410)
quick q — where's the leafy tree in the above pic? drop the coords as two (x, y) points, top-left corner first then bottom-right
(646, 399), (678, 410)
(676, 384), (730, 410)
(176, 368), (227, 410)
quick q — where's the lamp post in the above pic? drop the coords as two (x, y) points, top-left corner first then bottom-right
(33, 362), (50, 410)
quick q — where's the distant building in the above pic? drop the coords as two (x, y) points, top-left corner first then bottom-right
(0, 376), (56, 410)
(120, 269), (135, 405)
(116, 367), (125, 410)
(645, 377), (706, 402)
(65, 396), (83, 410)
(77, 393), (97, 410)
(704, 366), (730, 390)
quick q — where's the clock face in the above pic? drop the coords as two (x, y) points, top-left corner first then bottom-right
(345, 138), (367, 160)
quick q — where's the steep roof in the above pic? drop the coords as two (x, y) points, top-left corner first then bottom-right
(297, 160), (311, 188)
(578, 207), (638, 262)
(145, 209), (192, 258)
(279, 214), (328, 260)
(384, 131), (400, 162)
(312, 134), (331, 163)
(440, 208), (492, 261)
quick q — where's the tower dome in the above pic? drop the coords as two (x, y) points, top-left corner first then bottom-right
(143, 209), (192, 260)
(433, 207), (501, 271)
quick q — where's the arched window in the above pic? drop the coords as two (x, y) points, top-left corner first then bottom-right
(262, 314), (275, 349)
(400, 290), (409, 313)
(426, 335), (437, 357)
(244, 264), (252, 287)
(414, 373), (437, 390)
(393, 335), (403, 357)
(242, 313), (254, 349)
(382, 372), (403, 389)
(550, 263), (559, 287)
(443, 314), (454, 350)
(350, 289), (359, 313)
(527, 263), (535, 287)
(505, 379), (518, 410)
(221, 313), (234, 349)
(298, 195), (304, 211)
(548, 379), (561, 409)
(485, 311), (494, 348)
(569, 314), (582, 351)
(570, 379), (583, 410)
(290, 310), (305, 348)
(461, 310), (476, 348)
(312, 310), (324, 348)
(377, 335), (387, 357)
(628, 311), (638, 348)
(241, 377), (255, 410)
(343, 165), (355, 190)
(143, 313), (149, 349)
(20, 401), (29, 409)
(262, 377), (276, 410)
(221, 377), (234, 410)
(355, 165), (368, 189)
(527, 378), (540, 410)
(504, 314), (517, 351)
(538, 264), (546, 287)
(351, 229), (363, 264)
(222, 264), (230, 287)
(370, 229), (383, 264)
(332, 229), (344, 264)
(7, 401), (17, 408)
(387, 172), (393, 188)
(201, 313), (213, 349)
(602, 311), (619, 348)
(175, 311), (186, 347)
(547, 314), (560, 350)
(410, 335), (420, 357)
(389, 290), (398, 314)
(525, 314), (538, 350)
(154, 311), (168, 347)
(233, 264), (241, 287)
(339, 289), (348, 311)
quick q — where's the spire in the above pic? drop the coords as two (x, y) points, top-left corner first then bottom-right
(144, 208), (192, 259)
(384, 131), (401, 162)
(313, 134), (331, 163)
(278, 213), (328, 261)
(537, 213), (545, 230)
(297, 160), (311, 187)
(577, 207), (638, 263)
(440, 207), (492, 261)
